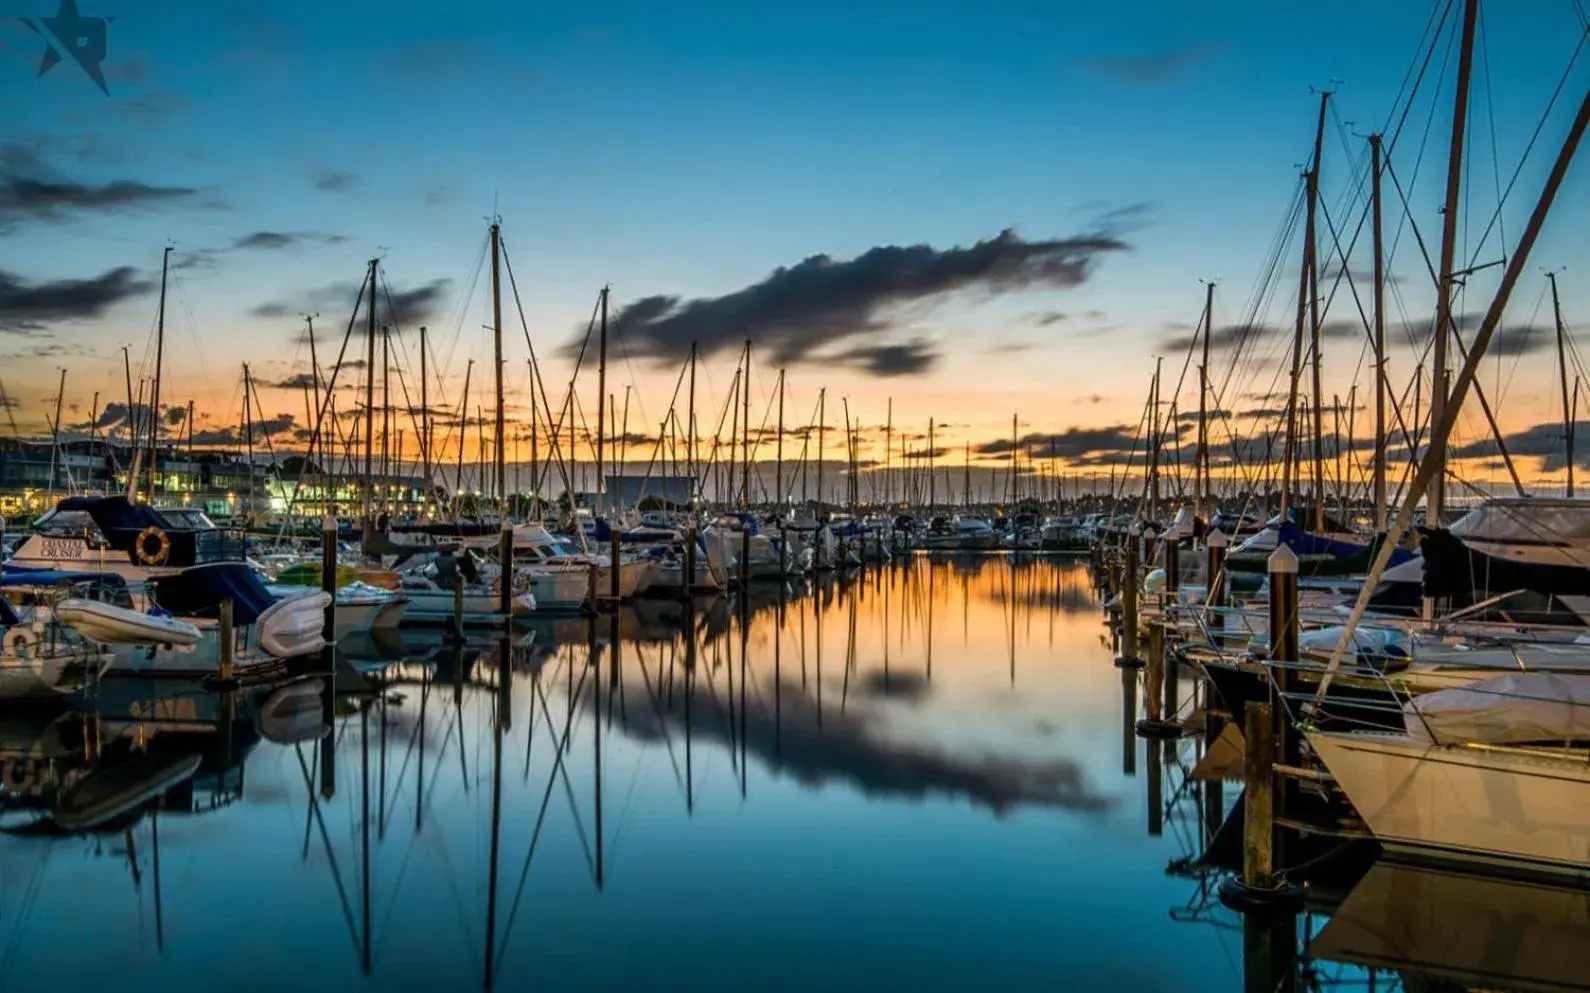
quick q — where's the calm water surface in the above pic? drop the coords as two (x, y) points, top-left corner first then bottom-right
(2, 558), (1316, 991)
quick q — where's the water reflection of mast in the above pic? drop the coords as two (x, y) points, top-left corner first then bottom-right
(484, 635), (509, 990)
(738, 583), (748, 796)
(684, 607), (695, 813)
(926, 558), (935, 681)
(1121, 667), (1137, 778)
(591, 616), (605, 890)
(774, 576), (785, 759)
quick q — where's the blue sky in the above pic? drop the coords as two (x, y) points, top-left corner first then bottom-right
(2, 0), (1588, 478)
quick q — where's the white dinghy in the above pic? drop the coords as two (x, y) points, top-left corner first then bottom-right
(55, 599), (202, 648)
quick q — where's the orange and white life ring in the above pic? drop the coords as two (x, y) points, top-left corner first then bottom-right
(135, 526), (171, 567)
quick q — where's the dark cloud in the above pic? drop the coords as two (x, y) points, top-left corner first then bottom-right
(1032, 311), (1068, 326)
(266, 372), (319, 390)
(608, 675), (1109, 816)
(577, 228), (1127, 377)
(1487, 324), (1551, 358)
(233, 230), (348, 250)
(1075, 394), (1108, 405)
(1451, 420), (1590, 472)
(832, 339), (938, 376)
(114, 92), (188, 126)
(979, 426), (1139, 461)
(0, 267), (153, 333)
(312, 168), (358, 193)
(165, 407), (187, 426)
(1083, 43), (1225, 84)
(189, 413), (296, 446)
(251, 278), (451, 327)
(0, 143), (198, 230)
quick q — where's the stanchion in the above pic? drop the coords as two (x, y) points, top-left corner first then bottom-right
(1114, 525), (1143, 669)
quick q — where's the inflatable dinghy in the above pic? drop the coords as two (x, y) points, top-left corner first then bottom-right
(257, 591), (330, 659)
(55, 599), (202, 647)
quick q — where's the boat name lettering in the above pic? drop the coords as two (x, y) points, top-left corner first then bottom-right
(39, 538), (85, 560)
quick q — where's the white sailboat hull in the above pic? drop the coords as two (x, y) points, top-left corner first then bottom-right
(1309, 730), (1590, 875)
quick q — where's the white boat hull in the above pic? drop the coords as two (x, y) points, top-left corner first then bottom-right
(1310, 730), (1590, 874)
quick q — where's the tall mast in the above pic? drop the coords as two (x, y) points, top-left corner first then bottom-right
(456, 359), (472, 514)
(928, 418), (935, 509)
(1009, 413), (1018, 505)
(883, 398), (892, 506)
(741, 339), (752, 509)
(420, 325), (430, 519)
(147, 245), (172, 502)
(491, 224), (506, 513)
(243, 363), (255, 513)
(595, 286), (609, 509)
(1281, 91), (1329, 524)
(1429, 0), (1480, 527)
(964, 441), (971, 509)
(775, 368), (785, 506)
(1308, 89), (1330, 532)
(1370, 133), (1389, 530)
(1551, 271), (1575, 497)
(1148, 359), (1163, 520)
(381, 325), (392, 514)
(1196, 281), (1214, 515)
(687, 342), (698, 503)
(816, 388), (826, 507)
(362, 258), (378, 540)
(48, 368), (66, 498)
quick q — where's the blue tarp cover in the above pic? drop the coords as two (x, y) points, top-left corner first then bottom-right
(56, 495), (171, 533)
(151, 563), (276, 625)
(1274, 521), (1415, 566)
(0, 568), (128, 588)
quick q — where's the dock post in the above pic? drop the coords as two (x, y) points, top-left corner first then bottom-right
(1217, 699), (1301, 912)
(1267, 544), (1301, 769)
(1206, 530), (1228, 640)
(501, 521), (515, 632)
(1164, 532), (1180, 608)
(1136, 620), (1181, 738)
(218, 598), (234, 682)
(611, 526), (622, 600)
(1114, 525), (1143, 668)
(683, 524), (697, 599)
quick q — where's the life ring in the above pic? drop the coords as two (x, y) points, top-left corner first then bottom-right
(136, 526), (171, 567)
(3, 627), (38, 659)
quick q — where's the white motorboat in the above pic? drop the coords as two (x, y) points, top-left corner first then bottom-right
(265, 580), (407, 639)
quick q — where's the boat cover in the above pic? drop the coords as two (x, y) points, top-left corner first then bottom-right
(0, 568), (127, 589)
(55, 495), (170, 534)
(1420, 527), (1590, 599)
(1449, 498), (1590, 548)
(1404, 671), (1590, 745)
(0, 598), (16, 627)
(151, 562), (277, 625)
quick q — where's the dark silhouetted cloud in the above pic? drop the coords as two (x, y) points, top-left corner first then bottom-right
(1083, 43), (1225, 84)
(0, 267), (153, 332)
(1452, 419), (1590, 472)
(250, 277), (451, 326)
(189, 413), (296, 446)
(0, 142), (198, 230)
(233, 230), (348, 250)
(979, 426), (1139, 461)
(312, 168), (358, 193)
(266, 372), (319, 390)
(578, 228), (1127, 377)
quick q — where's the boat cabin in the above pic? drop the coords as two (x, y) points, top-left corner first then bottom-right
(9, 496), (248, 576)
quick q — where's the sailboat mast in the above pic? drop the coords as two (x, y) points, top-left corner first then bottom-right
(1370, 133), (1389, 530)
(243, 363), (255, 513)
(148, 245), (172, 502)
(883, 398), (892, 506)
(1009, 413), (1018, 505)
(362, 258), (378, 538)
(1148, 359), (1163, 520)
(1430, 0), (1480, 527)
(595, 286), (609, 509)
(381, 325), (392, 514)
(1196, 281), (1214, 515)
(687, 341), (698, 503)
(491, 224), (506, 511)
(456, 359), (472, 513)
(48, 369), (66, 498)
(1308, 89), (1330, 532)
(742, 339), (752, 509)
(928, 418), (935, 509)
(1551, 270), (1575, 497)
(817, 388), (826, 507)
(775, 367), (785, 506)
(420, 325), (430, 518)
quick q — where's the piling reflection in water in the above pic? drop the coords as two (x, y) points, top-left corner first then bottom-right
(0, 554), (1547, 992)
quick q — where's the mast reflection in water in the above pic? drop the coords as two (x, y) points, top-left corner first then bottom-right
(0, 557), (1287, 991)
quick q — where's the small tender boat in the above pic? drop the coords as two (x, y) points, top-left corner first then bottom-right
(52, 750), (204, 831)
(55, 599), (202, 647)
(256, 591), (331, 659)
(257, 678), (330, 744)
